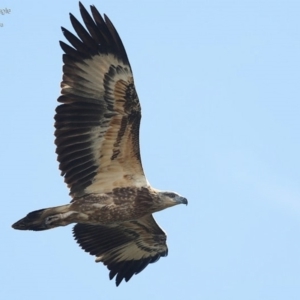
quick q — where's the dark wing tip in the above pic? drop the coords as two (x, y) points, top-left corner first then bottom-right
(60, 2), (130, 66)
(107, 251), (168, 286)
(107, 258), (150, 286)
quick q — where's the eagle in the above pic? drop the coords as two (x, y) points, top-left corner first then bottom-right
(12, 2), (187, 286)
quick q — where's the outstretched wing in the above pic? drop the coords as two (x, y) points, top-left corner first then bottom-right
(73, 214), (168, 286)
(55, 2), (147, 198)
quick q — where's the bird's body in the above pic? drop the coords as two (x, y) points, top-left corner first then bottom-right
(14, 187), (183, 230)
(12, 2), (187, 286)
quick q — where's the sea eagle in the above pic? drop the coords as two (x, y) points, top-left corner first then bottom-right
(12, 2), (187, 286)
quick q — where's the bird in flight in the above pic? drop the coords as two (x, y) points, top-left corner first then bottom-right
(12, 2), (187, 286)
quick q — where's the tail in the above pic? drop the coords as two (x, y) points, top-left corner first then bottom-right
(12, 204), (72, 231)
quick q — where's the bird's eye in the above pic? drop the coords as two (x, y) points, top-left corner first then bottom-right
(164, 192), (176, 198)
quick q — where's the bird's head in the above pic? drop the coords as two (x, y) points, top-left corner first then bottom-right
(157, 191), (188, 209)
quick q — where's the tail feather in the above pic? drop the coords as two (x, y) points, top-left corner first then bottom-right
(12, 204), (71, 231)
(12, 209), (49, 231)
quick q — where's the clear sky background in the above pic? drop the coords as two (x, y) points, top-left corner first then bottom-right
(1, 0), (300, 299)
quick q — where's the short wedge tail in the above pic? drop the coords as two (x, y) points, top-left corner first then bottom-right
(12, 204), (72, 231)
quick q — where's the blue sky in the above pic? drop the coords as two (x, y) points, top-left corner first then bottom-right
(1, 0), (300, 299)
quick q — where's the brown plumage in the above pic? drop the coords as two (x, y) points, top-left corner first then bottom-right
(12, 2), (187, 286)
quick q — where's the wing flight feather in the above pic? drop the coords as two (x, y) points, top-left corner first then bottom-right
(73, 214), (168, 286)
(55, 2), (147, 198)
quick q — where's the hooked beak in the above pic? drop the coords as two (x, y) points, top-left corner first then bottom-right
(175, 195), (188, 206)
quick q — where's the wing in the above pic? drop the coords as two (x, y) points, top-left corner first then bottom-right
(55, 2), (147, 198)
(73, 214), (168, 286)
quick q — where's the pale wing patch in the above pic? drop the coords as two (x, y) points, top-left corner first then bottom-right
(59, 52), (147, 195)
(76, 57), (147, 194)
(62, 53), (122, 99)
(95, 230), (166, 263)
